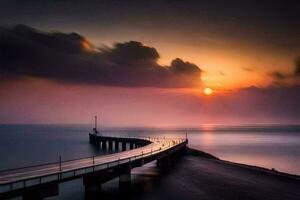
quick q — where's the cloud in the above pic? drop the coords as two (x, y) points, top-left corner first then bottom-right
(169, 58), (201, 75)
(268, 71), (287, 81)
(267, 56), (300, 86)
(295, 56), (300, 76)
(101, 41), (160, 65)
(0, 25), (202, 88)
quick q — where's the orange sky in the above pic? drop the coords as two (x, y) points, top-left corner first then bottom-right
(0, 78), (299, 125)
(81, 27), (297, 91)
(0, 1), (299, 125)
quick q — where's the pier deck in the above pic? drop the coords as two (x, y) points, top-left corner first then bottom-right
(0, 134), (187, 199)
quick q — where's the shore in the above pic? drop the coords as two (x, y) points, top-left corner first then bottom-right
(53, 148), (300, 200)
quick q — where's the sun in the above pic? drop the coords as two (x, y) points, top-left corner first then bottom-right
(204, 87), (213, 96)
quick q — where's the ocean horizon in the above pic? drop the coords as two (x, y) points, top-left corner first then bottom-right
(1, 123), (299, 175)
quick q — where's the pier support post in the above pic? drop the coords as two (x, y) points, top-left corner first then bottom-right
(122, 142), (126, 151)
(23, 183), (58, 200)
(23, 192), (43, 200)
(129, 142), (134, 149)
(119, 170), (131, 190)
(84, 183), (102, 193)
(157, 155), (171, 170)
(108, 140), (113, 150)
(83, 174), (103, 198)
(114, 141), (119, 151)
(102, 140), (107, 149)
(84, 183), (102, 199)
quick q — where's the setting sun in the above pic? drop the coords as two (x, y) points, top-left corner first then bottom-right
(204, 87), (213, 96)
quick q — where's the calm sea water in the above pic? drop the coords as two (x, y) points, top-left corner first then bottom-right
(1, 124), (300, 199)
(0, 124), (299, 175)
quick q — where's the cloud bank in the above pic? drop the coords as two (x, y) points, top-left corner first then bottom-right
(267, 55), (300, 87)
(0, 25), (202, 88)
(295, 56), (300, 76)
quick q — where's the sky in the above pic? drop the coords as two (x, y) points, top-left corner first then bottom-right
(0, 0), (300, 126)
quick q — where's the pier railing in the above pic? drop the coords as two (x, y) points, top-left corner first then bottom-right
(0, 135), (182, 173)
(0, 135), (187, 193)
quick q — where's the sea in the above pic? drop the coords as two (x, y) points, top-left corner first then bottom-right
(0, 124), (299, 199)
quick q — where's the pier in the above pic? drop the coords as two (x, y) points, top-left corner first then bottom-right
(0, 134), (188, 199)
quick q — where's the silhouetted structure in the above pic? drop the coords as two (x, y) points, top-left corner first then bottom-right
(0, 133), (187, 199)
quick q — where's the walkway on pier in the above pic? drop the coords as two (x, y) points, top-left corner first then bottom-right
(0, 134), (187, 199)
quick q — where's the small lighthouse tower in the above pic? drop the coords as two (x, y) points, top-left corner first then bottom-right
(92, 115), (99, 135)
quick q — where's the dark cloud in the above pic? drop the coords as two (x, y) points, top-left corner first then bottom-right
(170, 58), (201, 75)
(0, 25), (202, 87)
(269, 71), (287, 80)
(101, 41), (160, 65)
(268, 56), (300, 86)
(295, 56), (300, 76)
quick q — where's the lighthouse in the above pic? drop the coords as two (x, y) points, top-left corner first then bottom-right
(91, 115), (99, 135)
